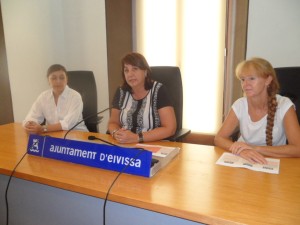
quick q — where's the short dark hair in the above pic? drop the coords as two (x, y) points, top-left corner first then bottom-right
(121, 52), (153, 92)
(47, 64), (67, 77)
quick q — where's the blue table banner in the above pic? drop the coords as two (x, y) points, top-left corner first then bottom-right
(27, 134), (153, 177)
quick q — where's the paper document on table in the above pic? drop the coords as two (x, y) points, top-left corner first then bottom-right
(136, 144), (180, 169)
(216, 152), (280, 174)
(136, 144), (180, 158)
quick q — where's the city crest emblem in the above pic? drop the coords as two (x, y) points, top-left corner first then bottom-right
(29, 138), (40, 153)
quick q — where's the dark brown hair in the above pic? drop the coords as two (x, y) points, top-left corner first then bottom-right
(121, 52), (152, 92)
(47, 64), (67, 78)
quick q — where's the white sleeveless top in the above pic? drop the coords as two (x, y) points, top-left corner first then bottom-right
(232, 95), (294, 146)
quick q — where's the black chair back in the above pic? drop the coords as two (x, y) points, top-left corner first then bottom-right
(150, 66), (190, 141)
(67, 71), (100, 132)
(150, 66), (183, 130)
(274, 67), (300, 123)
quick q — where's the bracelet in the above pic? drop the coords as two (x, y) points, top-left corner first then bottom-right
(138, 132), (144, 143)
(111, 128), (119, 138)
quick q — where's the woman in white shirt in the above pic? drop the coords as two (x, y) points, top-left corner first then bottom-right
(214, 57), (300, 164)
(23, 64), (88, 134)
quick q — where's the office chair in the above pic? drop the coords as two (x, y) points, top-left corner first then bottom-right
(150, 66), (191, 141)
(67, 71), (102, 132)
(274, 67), (300, 124)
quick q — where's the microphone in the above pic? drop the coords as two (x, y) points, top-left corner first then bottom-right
(88, 135), (118, 146)
(63, 107), (111, 139)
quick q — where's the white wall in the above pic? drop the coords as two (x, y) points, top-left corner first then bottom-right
(1, 0), (109, 132)
(247, 0), (300, 67)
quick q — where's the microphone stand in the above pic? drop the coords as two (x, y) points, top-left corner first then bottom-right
(63, 107), (111, 139)
(88, 135), (118, 146)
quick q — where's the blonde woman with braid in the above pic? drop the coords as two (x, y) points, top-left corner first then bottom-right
(214, 57), (300, 164)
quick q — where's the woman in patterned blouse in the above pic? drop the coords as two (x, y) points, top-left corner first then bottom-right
(108, 52), (176, 144)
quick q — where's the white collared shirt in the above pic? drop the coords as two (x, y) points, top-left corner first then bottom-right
(23, 85), (88, 131)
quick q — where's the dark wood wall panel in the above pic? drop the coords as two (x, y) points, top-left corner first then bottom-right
(0, 5), (14, 124)
(105, 0), (133, 106)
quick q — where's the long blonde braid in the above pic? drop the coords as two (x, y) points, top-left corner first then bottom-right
(266, 94), (277, 146)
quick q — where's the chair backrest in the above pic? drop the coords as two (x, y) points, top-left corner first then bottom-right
(67, 71), (98, 132)
(274, 67), (300, 123)
(150, 66), (183, 130)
